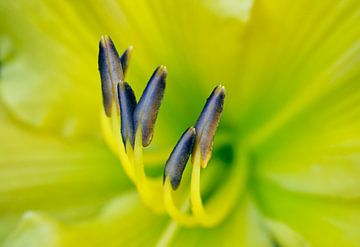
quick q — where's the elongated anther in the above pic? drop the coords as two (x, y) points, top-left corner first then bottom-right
(120, 46), (133, 77)
(133, 66), (167, 147)
(193, 85), (225, 168)
(117, 82), (137, 147)
(98, 35), (124, 116)
(164, 127), (196, 190)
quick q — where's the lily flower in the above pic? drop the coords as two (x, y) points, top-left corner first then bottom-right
(0, 0), (359, 246)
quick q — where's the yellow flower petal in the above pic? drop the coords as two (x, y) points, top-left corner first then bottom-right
(256, 181), (360, 246)
(4, 193), (168, 247)
(0, 106), (131, 241)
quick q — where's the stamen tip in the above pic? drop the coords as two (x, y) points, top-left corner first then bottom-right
(215, 84), (226, 96)
(120, 45), (134, 76)
(98, 35), (124, 116)
(193, 84), (226, 168)
(158, 65), (167, 73)
(164, 127), (196, 190)
(117, 81), (137, 147)
(99, 35), (116, 52)
(134, 66), (167, 147)
(100, 34), (109, 43)
(155, 65), (168, 80)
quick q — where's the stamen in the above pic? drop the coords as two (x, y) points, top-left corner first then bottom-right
(163, 178), (198, 226)
(163, 127), (196, 190)
(131, 124), (165, 213)
(107, 104), (136, 182)
(98, 35), (124, 116)
(192, 85), (225, 168)
(190, 146), (244, 227)
(133, 66), (167, 147)
(189, 85), (239, 227)
(98, 36), (236, 227)
(120, 46), (133, 77)
(117, 82), (137, 147)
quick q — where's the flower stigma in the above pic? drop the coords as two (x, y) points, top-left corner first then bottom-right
(98, 35), (237, 227)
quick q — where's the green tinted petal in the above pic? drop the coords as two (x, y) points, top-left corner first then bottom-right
(4, 193), (168, 247)
(256, 138), (360, 199)
(256, 181), (360, 247)
(0, 1), (103, 137)
(3, 212), (62, 247)
(254, 61), (360, 198)
(0, 107), (131, 242)
(265, 219), (310, 247)
(4, 195), (274, 247)
(237, 0), (360, 197)
(170, 195), (273, 247)
(200, 0), (253, 21)
(234, 0), (360, 244)
(233, 0), (360, 136)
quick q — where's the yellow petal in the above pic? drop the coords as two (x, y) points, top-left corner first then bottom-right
(256, 181), (360, 246)
(0, 106), (131, 241)
(4, 193), (168, 247)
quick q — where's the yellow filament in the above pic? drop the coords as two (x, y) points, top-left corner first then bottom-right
(101, 111), (168, 167)
(190, 151), (207, 218)
(101, 105), (136, 182)
(102, 106), (165, 212)
(190, 148), (247, 227)
(100, 111), (119, 155)
(163, 178), (197, 227)
(133, 125), (165, 213)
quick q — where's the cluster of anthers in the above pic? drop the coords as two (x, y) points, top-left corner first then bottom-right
(98, 35), (235, 227)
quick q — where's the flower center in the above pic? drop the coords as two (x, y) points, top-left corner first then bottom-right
(98, 35), (245, 227)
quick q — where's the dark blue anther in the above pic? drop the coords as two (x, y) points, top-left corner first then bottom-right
(164, 127), (196, 190)
(193, 85), (225, 168)
(133, 66), (167, 147)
